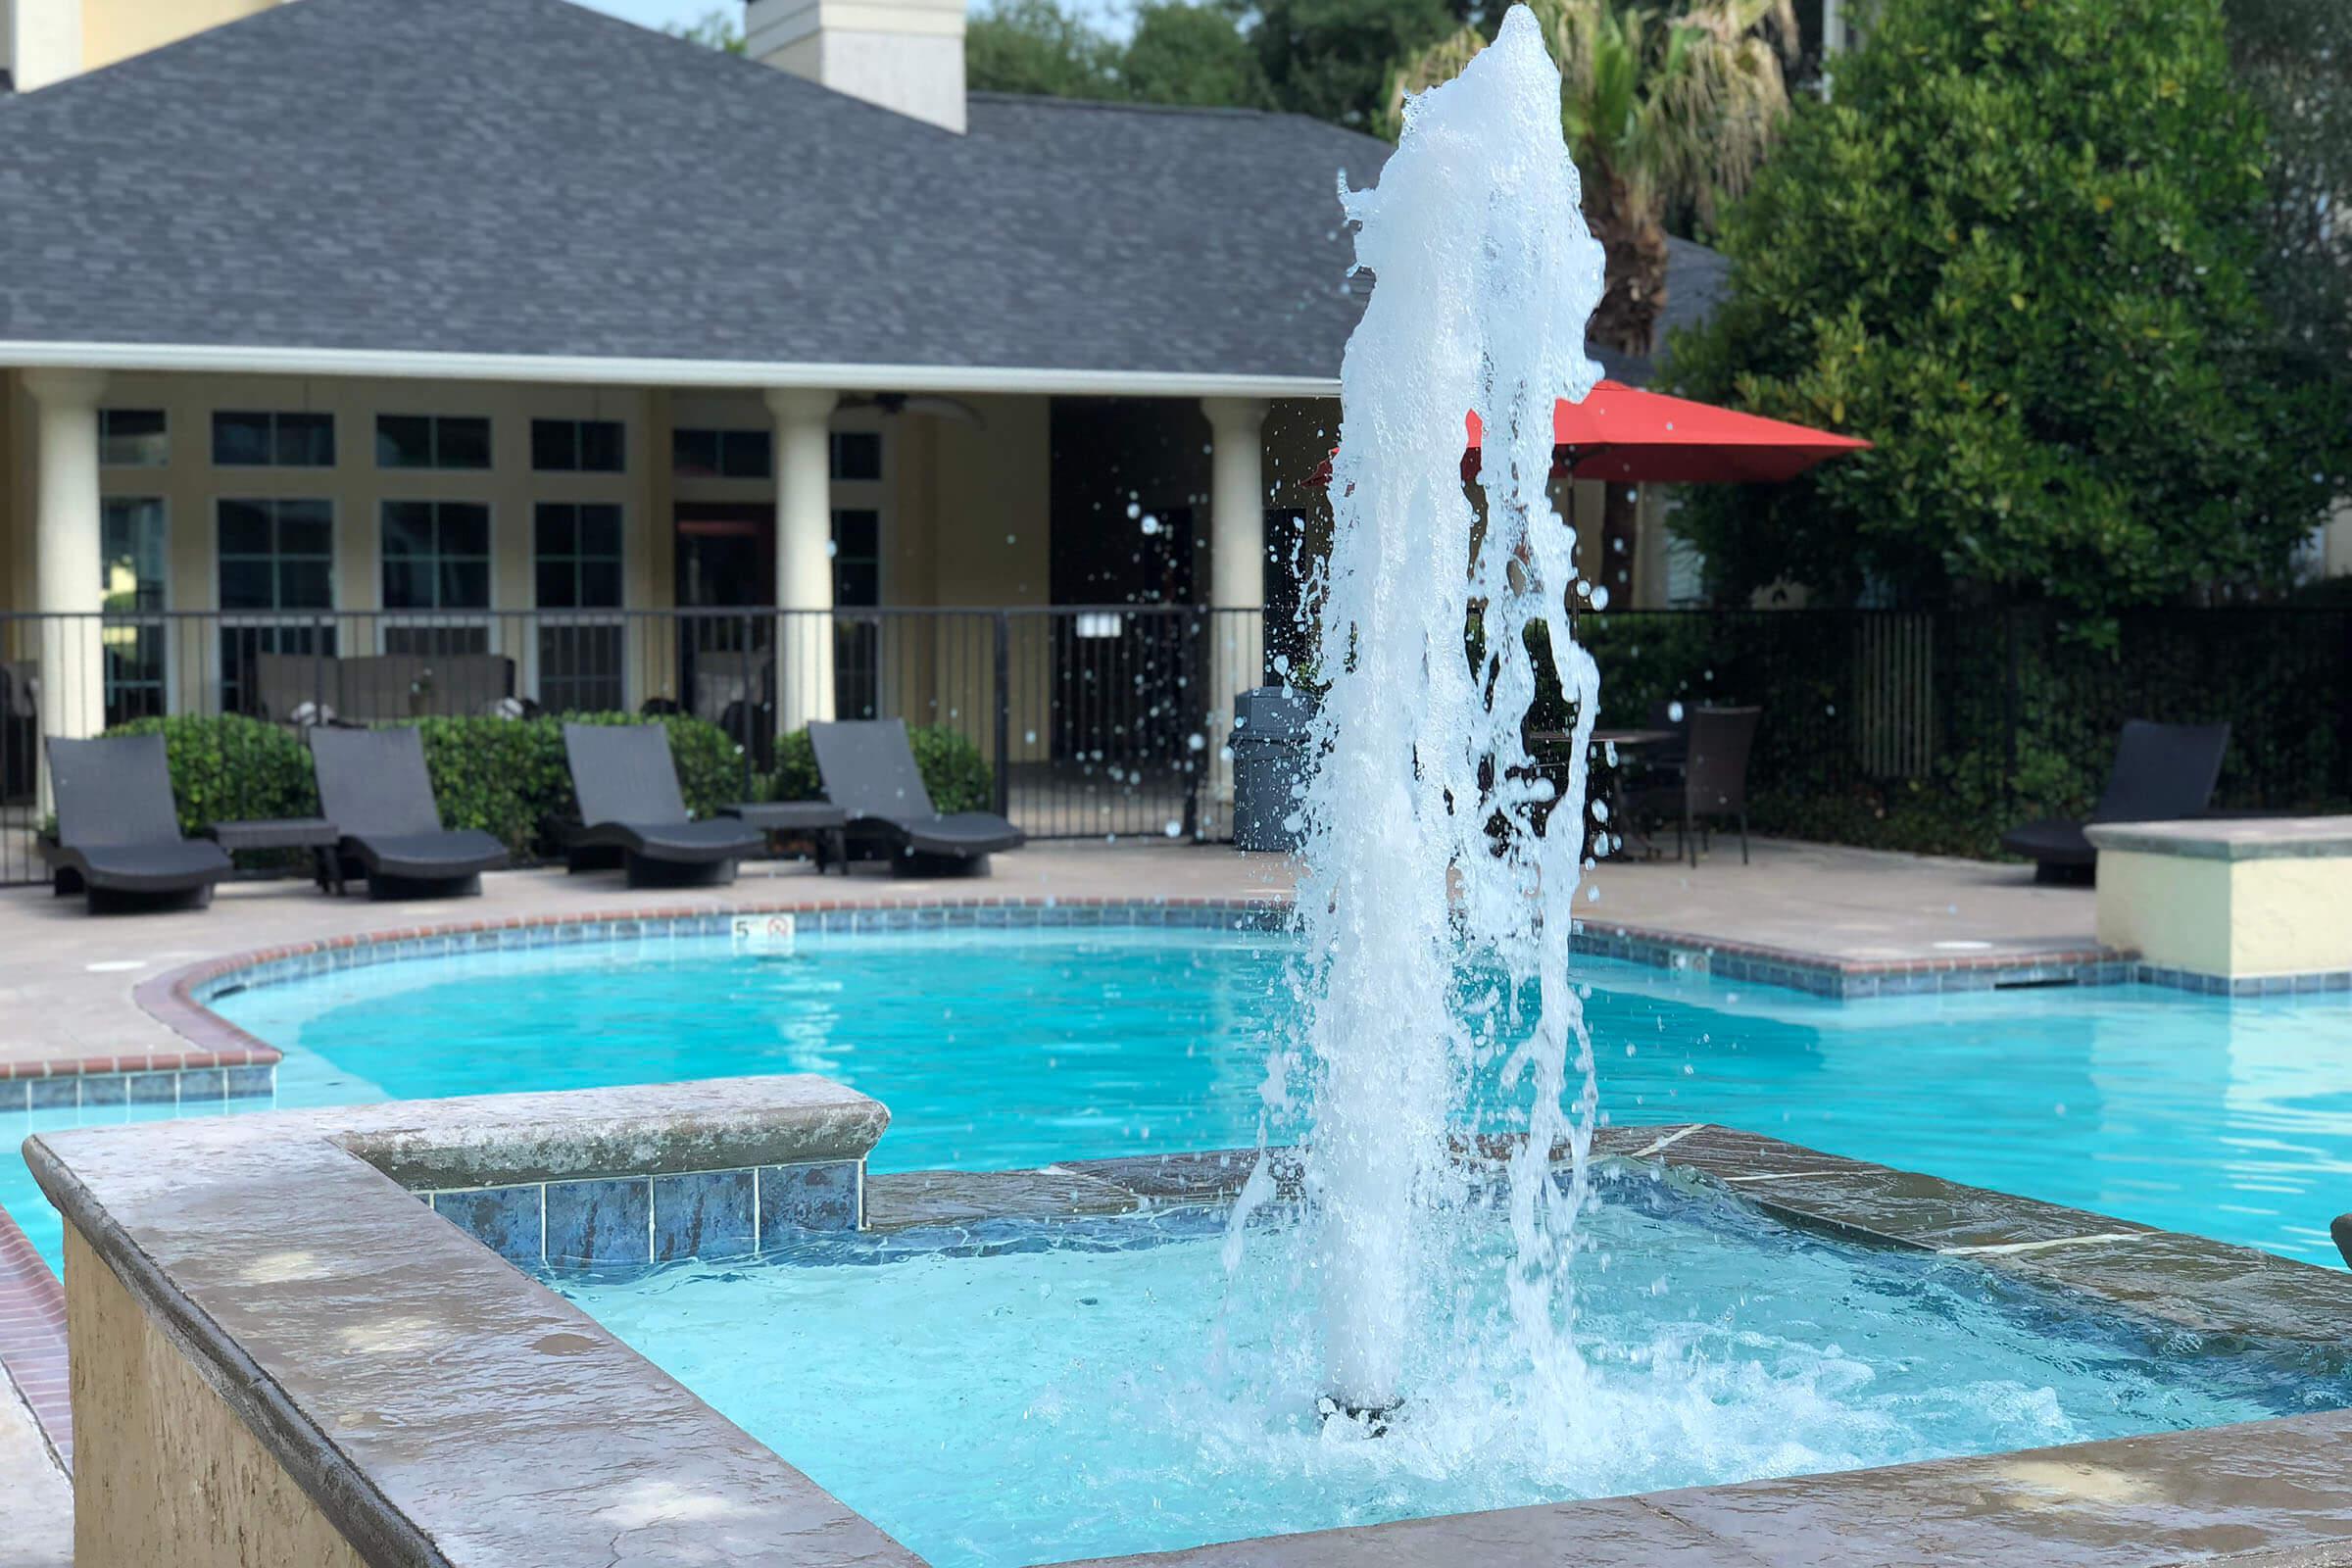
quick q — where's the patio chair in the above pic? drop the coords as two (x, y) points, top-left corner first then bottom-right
(38, 734), (232, 911)
(1634, 706), (1760, 867)
(2000, 719), (2230, 884)
(307, 726), (508, 899)
(560, 722), (764, 887)
(809, 718), (1023, 875)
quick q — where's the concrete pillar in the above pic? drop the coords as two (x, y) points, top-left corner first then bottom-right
(9, 0), (83, 94)
(26, 368), (109, 812)
(766, 387), (838, 732)
(1201, 397), (1270, 829)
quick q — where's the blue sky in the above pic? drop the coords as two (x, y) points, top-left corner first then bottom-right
(578, 0), (734, 32)
(576, 0), (1136, 41)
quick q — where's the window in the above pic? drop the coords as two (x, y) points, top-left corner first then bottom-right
(831, 508), (881, 718)
(218, 498), (334, 611)
(532, 418), (624, 473)
(216, 498), (336, 713)
(830, 509), (880, 608)
(671, 427), (771, 480)
(100, 498), (168, 723)
(533, 504), (622, 610)
(830, 430), (882, 481)
(213, 411), (335, 467)
(534, 502), (625, 711)
(376, 415), (491, 470)
(381, 501), (491, 610)
(99, 410), (168, 467)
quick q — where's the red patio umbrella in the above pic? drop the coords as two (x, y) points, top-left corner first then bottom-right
(1307, 380), (1868, 487)
(1465, 379), (1869, 484)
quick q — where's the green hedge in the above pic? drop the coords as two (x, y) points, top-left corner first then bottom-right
(102, 711), (747, 860)
(768, 723), (995, 813)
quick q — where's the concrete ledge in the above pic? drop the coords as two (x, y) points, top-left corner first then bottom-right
(2089, 817), (2352, 981)
(26, 1077), (913, 1568)
(32, 1090), (2352, 1567)
(2086, 817), (2352, 861)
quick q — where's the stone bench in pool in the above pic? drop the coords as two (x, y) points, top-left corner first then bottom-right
(2087, 815), (2352, 993)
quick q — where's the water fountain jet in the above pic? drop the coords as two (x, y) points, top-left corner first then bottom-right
(1280, 2), (1608, 1419)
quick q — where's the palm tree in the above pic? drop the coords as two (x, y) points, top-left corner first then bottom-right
(1393, 0), (1795, 357)
(1391, 0), (1797, 597)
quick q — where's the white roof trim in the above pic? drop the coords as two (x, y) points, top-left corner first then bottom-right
(0, 340), (1341, 399)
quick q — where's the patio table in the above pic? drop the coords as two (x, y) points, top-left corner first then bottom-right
(719, 802), (851, 875)
(1526, 727), (1683, 860)
(202, 816), (344, 895)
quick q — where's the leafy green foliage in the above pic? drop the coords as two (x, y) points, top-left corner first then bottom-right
(1124, 2), (1273, 108)
(769, 724), (996, 813)
(664, 9), (746, 53)
(2225, 0), (2352, 374)
(1668, 0), (2351, 612)
(967, 0), (1122, 98)
(102, 712), (746, 860)
(1252, 0), (1458, 126)
(105, 714), (318, 835)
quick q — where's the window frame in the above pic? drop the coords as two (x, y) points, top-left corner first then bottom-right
(531, 417), (626, 474)
(99, 409), (169, 468)
(374, 413), (493, 471)
(670, 426), (773, 481)
(99, 494), (171, 724)
(212, 411), (337, 469)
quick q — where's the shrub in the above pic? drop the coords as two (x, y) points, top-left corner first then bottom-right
(102, 711), (748, 860)
(104, 713), (318, 834)
(769, 724), (996, 813)
(1668, 0), (2350, 612)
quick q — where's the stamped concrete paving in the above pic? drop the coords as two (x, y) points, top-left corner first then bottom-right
(0, 837), (2091, 1074)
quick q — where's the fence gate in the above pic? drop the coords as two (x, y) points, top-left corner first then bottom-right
(1849, 612), (1936, 780)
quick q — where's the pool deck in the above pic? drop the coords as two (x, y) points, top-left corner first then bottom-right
(0, 836), (2098, 1082)
(0, 835), (2099, 1532)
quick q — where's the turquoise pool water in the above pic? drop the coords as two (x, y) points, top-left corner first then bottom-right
(554, 1181), (2352, 1568)
(6, 927), (2351, 1272)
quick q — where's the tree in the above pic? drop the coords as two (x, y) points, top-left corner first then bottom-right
(2224, 0), (2352, 379)
(1668, 0), (2351, 612)
(1253, 0), (1461, 128)
(1392, 0), (1798, 599)
(967, 0), (1121, 99)
(665, 8), (745, 53)
(1124, 2), (1272, 109)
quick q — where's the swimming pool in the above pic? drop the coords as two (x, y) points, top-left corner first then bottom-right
(553, 1181), (2352, 1568)
(6, 923), (2351, 1273)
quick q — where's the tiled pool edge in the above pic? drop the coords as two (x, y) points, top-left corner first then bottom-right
(29, 1091), (2352, 1568)
(118, 894), (2317, 1087)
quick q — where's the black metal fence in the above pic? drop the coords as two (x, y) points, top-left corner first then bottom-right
(0, 606), (1270, 885)
(1575, 608), (2352, 852)
(6, 604), (2344, 884)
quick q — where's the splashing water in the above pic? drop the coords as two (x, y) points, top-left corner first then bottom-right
(1253, 6), (1607, 1420)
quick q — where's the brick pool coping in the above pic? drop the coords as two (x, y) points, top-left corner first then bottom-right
(120, 892), (2157, 1088)
(27, 1090), (2352, 1568)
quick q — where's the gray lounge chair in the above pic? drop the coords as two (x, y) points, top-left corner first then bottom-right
(2000, 719), (2230, 884)
(39, 734), (232, 911)
(809, 718), (1023, 875)
(561, 723), (764, 887)
(307, 726), (508, 899)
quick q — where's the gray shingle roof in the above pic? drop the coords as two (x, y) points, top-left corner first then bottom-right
(0, 0), (1724, 387)
(0, 0), (1386, 382)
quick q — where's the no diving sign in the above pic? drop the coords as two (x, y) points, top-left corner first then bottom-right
(731, 913), (797, 956)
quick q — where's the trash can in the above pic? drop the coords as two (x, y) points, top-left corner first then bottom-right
(1230, 685), (1317, 853)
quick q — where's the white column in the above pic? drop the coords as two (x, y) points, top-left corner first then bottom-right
(9, 0), (84, 94)
(766, 387), (839, 732)
(25, 368), (109, 813)
(1201, 397), (1270, 828)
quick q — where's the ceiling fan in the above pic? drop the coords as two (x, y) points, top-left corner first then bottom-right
(838, 392), (987, 429)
